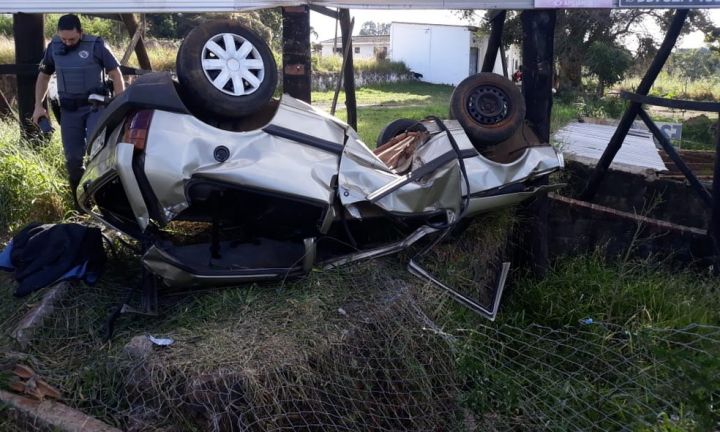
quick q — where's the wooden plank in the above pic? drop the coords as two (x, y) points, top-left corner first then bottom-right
(120, 14), (152, 71)
(0, 389), (122, 432)
(339, 8), (357, 130)
(481, 10), (505, 73)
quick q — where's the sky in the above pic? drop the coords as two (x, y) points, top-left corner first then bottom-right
(310, 8), (720, 49)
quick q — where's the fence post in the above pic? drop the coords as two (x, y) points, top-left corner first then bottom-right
(581, 9), (688, 201)
(12, 13), (45, 140)
(520, 9), (556, 275)
(282, 6), (312, 104)
(712, 114), (720, 275)
(481, 11), (506, 73)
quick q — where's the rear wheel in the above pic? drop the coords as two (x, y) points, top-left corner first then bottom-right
(450, 73), (525, 147)
(176, 20), (277, 119)
(376, 118), (427, 147)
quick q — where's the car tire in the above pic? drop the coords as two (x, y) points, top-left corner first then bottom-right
(450, 73), (525, 146)
(176, 20), (277, 119)
(376, 118), (427, 147)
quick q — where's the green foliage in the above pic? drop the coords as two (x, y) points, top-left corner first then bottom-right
(0, 120), (70, 233)
(144, 10), (283, 49)
(451, 255), (720, 430)
(667, 48), (720, 81)
(585, 41), (633, 96)
(312, 80), (451, 146)
(0, 36), (12, 65)
(620, 72), (720, 102)
(43, 14), (127, 44)
(311, 55), (409, 75)
(0, 14), (11, 37)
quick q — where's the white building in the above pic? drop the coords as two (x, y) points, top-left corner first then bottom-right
(389, 21), (521, 86)
(318, 35), (390, 59)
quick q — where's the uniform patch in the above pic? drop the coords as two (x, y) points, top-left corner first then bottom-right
(79, 50), (89, 59)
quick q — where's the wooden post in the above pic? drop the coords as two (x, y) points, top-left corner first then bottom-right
(481, 10), (506, 74)
(711, 113), (720, 275)
(581, 9), (688, 201)
(520, 9), (556, 275)
(339, 8), (357, 130)
(12, 13), (45, 140)
(282, 6), (312, 104)
(120, 14), (152, 70)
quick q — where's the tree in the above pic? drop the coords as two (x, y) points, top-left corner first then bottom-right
(359, 21), (390, 36)
(479, 9), (713, 94)
(585, 41), (633, 96)
(144, 9), (283, 50)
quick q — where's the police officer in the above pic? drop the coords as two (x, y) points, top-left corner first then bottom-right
(31, 14), (125, 198)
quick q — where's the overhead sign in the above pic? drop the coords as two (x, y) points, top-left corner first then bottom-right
(619, 0), (720, 7)
(535, 0), (612, 6)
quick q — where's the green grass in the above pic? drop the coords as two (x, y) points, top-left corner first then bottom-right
(1, 77), (718, 431)
(619, 71), (720, 101)
(0, 120), (71, 235)
(312, 81), (452, 146)
(312, 55), (409, 75)
(441, 254), (720, 431)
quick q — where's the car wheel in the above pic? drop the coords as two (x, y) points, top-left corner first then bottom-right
(450, 73), (525, 146)
(376, 118), (427, 147)
(176, 20), (277, 119)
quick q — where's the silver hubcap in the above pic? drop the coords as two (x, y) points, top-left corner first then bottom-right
(201, 33), (265, 96)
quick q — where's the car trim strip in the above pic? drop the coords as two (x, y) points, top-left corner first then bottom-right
(263, 124), (344, 155)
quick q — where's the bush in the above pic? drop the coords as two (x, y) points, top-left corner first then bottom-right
(0, 14), (11, 36)
(312, 55), (409, 75)
(44, 14), (127, 45)
(0, 121), (70, 233)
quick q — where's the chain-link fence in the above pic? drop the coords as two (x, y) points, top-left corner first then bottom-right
(1, 216), (719, 431)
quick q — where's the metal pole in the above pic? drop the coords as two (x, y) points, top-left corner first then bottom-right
(581, 9), (689, 201)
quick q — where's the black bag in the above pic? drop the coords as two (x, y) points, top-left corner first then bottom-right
(7, 223), (106, 296)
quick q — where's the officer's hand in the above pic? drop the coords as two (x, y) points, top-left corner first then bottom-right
(31, 107), (48, 125)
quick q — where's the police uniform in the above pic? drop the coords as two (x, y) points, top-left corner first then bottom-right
(39, 34), (120, 191)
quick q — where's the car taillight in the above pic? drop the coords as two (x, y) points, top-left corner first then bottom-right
(123, 110), (154, 150)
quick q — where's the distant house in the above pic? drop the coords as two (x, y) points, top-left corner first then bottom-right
(318, 35), (390, 59)
(389, 22), (521, 86)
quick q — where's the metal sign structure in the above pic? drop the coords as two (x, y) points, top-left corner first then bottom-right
(619, 0), (720, 7)
(2, 0), (720, 12)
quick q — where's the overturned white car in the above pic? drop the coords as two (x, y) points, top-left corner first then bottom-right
(78, 21), (562, 318)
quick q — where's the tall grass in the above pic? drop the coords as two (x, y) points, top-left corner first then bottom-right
(619, 71), (720, 101)
(0, 119), (70, 236)
(312, 55), (409, 75)
(0, 36), (12, 65)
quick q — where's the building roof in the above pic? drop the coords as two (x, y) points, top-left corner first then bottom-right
(319, 35), (390, 45)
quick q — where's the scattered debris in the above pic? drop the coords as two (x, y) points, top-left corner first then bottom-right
(149, 335), (174, 346)
(8, 364), (61, 401)
(0, 389), (122, 432)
